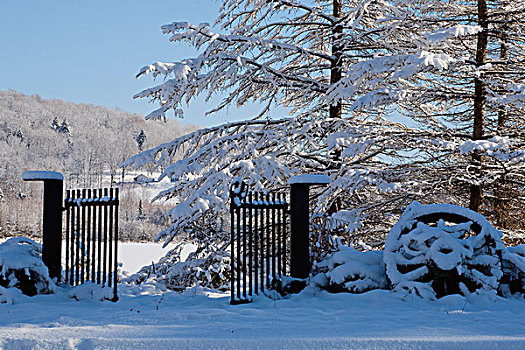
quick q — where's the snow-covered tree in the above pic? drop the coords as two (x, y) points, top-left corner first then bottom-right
(129, 0), (525, 253)
(379, 0), (525, 220)
(136, 129), (147, 151)
(0, 90), (195, 240)
(135, 0), (466, 120)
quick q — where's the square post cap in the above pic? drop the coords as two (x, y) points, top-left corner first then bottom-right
(287, 174), (330, 185)
(22, 170), (64, 181)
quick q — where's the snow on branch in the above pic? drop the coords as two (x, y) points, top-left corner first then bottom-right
(123, 113), (502, 247)
(137, 0), (488, 120)
(131, 0), (525, 250)
(425, 25), (482, 46)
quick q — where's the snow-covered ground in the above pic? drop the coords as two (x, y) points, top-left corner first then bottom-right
(1, 285), (524, 349)
(118, 241), (198, 273)
(59, 241), (197, 275)
(118, 242), (170, 274)
(1, 239), (524, 349)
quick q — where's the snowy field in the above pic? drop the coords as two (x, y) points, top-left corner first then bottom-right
(1, 241), (524, 349)
(1, 285), (524, 349)
(58, 241), (197, 275)
(118, 242), (170, 274)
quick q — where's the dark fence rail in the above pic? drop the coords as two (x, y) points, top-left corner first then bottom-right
(230, 181), (288, 304)
(64, 187), (119, 301)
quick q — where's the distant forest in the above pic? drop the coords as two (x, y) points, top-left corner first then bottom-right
(0, 90), (197, 240)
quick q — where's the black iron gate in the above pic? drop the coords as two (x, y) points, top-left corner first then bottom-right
(64, 188), (119, 301)
(230, 180), (288, 304)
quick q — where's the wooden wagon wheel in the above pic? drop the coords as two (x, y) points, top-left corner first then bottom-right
(384, 202), (505, 299)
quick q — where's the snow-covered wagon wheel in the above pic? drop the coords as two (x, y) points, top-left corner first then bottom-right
(383, 202), (506, 299)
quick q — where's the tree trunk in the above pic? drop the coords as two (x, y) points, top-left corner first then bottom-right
(469, 0), (488, 213)
(328, 0), (343, 213)
(494, 27), (509, 227)
(497, 28), (508, 131)
(329, 0), (343, 120)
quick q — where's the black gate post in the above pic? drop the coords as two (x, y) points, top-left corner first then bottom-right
(22, 171), (63, 280)
(288, 175), (330, 280)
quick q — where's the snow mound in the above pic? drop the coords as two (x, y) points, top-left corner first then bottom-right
(313, 245), (388, 293)
(0, 237), (56, 299)
(68, 282), (115, 302)
(0, 285), (25, 305)
(383, 201), (522, 300)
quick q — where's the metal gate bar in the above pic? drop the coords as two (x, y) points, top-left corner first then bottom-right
(230, 180), (288, 304)
(64, 187), (119, 301)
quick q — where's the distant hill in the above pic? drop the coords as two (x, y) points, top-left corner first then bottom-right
(0, 89), (198, 238)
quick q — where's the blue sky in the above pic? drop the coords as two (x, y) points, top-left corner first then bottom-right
(0, 0), (268, 127)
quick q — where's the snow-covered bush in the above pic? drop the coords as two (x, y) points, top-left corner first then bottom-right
(312, 202), (524, 299)
(383, 202), (521, 300)
(312, 244), (388, 293)
(500, 245), (525, 296)
(0, 237), (56, 298)
(123, 209), (231, 292)
(129, 243), (231, 291)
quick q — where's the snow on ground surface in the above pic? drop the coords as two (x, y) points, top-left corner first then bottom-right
(116, 242), (180, 274)
(117, 242), (197, 273)
(59, 242), (197, 275)
(2, 239), (524, 349)
(1, 285), (524, 349)
(118, 242), (170, 274)
(1, 240), (175, 274)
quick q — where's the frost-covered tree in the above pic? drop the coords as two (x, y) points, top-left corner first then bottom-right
(129, 0), (525, 253)
(385, 0), (525, 226)
(136, 129), (147, 151)
(0, 90), (195, 239)
(135, 0), (463, 120)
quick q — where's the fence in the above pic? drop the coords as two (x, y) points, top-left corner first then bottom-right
(64, 188), (119, 301)
(229, 180), (289, 304)
(23, 170), (326, 305)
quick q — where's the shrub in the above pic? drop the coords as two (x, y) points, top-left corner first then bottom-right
(0, 237), (56, 299)
(313, 244), (388, 293)
(128, 242), (231, 291)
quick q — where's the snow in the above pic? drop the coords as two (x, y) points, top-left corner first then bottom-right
(1, 235), (524, 348)
(67, 282), (114, 302)
(118, 243), (172, 274)
(0, 286), (524, 349)
(459, 136), (525, 164)
(315, 245), (388, 293)
(287, 174), (331, 185)
(0, 237), (46, 273)
(0, 238), (56, 298)
(117, 242), (197, 274)
(385, 202), (501, 247)
(21, 171), (64, 181)
(59, 242), (195, 275)
(425, 25), (482, 45)
(505, 245), (525, 272)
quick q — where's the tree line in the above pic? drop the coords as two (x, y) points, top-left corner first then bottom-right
(0, 90), (196, 239)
